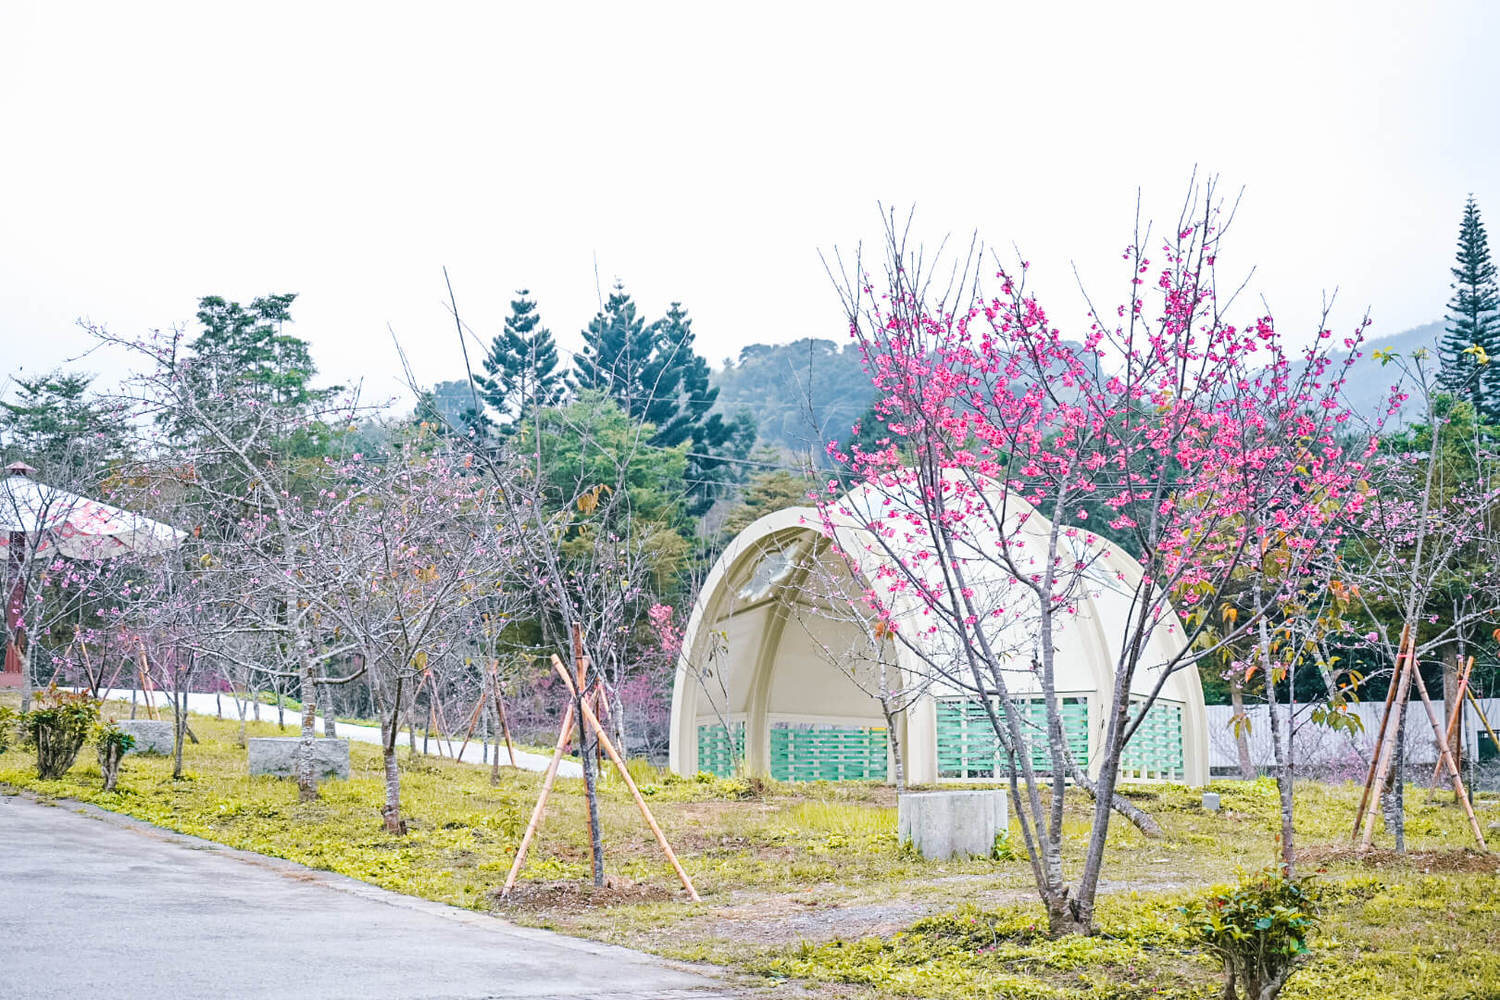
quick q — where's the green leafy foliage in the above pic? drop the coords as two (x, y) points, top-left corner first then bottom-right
(0, 705), (15, 753)
(23, 688), (99, 779)
(1181, 867), (1319, 1000)
(95, 722), (135, 791)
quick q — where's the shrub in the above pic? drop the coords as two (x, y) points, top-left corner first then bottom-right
(1181, 866), (1319, 1000)
(24, 688), (100, 779)
(0, 705), (15, 754)
(96, 722), (135, 792)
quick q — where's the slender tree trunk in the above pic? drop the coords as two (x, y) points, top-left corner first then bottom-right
(1229, 674), (1257, 780)
(1382, 713), (1407, 853)
(321, 677), (338, 737)
(172, 683), (186, 780)
(1442, 650), (1462, 779)
(295, 637), (319, 803)
(1265, 672), (1296, 871)
(235, 694), (248, 747)
(488, 701), (501, 786)
(371, 661), (406, 833)
(1260, 611), (1296, 872)
(577, 679), (606, 886)
(881, 701), (906, 793)
(611, 685), (627, 760)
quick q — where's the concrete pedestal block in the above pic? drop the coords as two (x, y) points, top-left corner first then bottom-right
(248, 737), (350, 781)
(898, 789), (1009, 860)
(113, 719), (175, 755)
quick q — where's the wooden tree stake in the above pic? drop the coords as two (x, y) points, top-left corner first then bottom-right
(1409, 659), (1487, 850)
(1431, 656), (1474, 785)
(551, 655), (700, 902)
(501, 702), (575, 899)
(1358, 629), (1417, 849)
(1352, 627), (1410, 841)
(491, 666), (517, 768)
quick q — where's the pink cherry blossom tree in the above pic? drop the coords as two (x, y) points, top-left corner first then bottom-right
(818, 186), (1374, 935)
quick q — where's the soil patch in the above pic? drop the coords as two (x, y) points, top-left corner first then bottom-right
(1301, 845), (1500, 873)
(494, 878), (683, 913)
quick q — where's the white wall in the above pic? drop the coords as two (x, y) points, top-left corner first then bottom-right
(1204, 699), (1499, 770)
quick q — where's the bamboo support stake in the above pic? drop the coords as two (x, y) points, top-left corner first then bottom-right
(550, 656), (700, 902)
(491, 667), (517, 768)
(1352, 628), (1410, 841)
(455, 688), (489, 762)
(501, 703), (576, 900)
(1359, 630), (1418, 849)
(1431, 656), (1474, 785)
(1409, 661), (1488, 850)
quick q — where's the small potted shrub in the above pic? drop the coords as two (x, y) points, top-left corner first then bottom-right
(96, 722), (136, 792)
(23, 687), (100, 780)
(1182, 866), (1320, 1000)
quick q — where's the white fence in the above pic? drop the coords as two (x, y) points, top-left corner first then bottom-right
(1205, 699), (1500, 772)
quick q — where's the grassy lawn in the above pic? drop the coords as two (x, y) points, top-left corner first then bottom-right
(3, 699), (1498, 999)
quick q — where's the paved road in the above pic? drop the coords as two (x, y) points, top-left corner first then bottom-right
(0, 794), (737, 999)
(89, 688), (584, 778)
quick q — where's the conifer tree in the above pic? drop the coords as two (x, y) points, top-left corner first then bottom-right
(476, 290), (563, 429)
(570, 289), (753, 514)
(1439, 196), (1500, 422)
(569, 284), (658, 418)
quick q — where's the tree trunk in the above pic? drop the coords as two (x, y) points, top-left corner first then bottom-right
(1265, 683), (1296, 872)
(235, 695), (248, 747)
(1442, 651), (1462, 779)
(577, 684), (606, 886)
(380, 729), (406, 834)
(172, 685), (186, 780)
(321, 680), (338, 737)
(295, 647), (319, 803)
(1229, 674), (1257, 780)
(488, 701), (501, 787)
(881, 702), (906, 793)
(1382, 712), (1407, 853)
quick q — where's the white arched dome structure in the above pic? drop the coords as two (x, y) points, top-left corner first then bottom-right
(669, 477), (1208, 786)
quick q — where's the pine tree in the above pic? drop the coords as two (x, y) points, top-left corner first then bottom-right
(569, 287), (756, 515)
(569, 284), (657, 418)
(475, 291), (563, 429)
(0, 370), (125, 478)
(1439, 196), (1500, 422)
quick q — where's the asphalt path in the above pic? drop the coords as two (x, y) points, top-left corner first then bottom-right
(89, 688), (584, 778)
(0, 794), (739, 999)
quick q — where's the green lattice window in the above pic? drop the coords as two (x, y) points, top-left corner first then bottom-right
(696, 721), (744, 777)
(770, 723), (888, 782)
(1120, 700), (1184, 781)
(936, 696), (1089, 780)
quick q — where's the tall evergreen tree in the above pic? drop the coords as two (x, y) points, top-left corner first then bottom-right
(475, 290), (563, 429)
(1439, 196), (1500, 422)
(569, 284), (657, 418)
(0, 370), (125, 479)
(570, 289), (753, 514)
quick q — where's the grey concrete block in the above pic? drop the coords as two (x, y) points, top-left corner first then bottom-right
(1202, 791), (1221, 812)
(248, 737), (350, 781)
(113, 719), (175, 756)
(898, 789), (1008, 860)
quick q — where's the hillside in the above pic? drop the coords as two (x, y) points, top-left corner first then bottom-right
(709, 321), (1451, 459)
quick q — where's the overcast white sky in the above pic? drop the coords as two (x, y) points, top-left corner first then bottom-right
(3, 1), (1497, 404)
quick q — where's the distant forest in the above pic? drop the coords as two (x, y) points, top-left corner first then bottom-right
(705, 321), (1449, 465)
